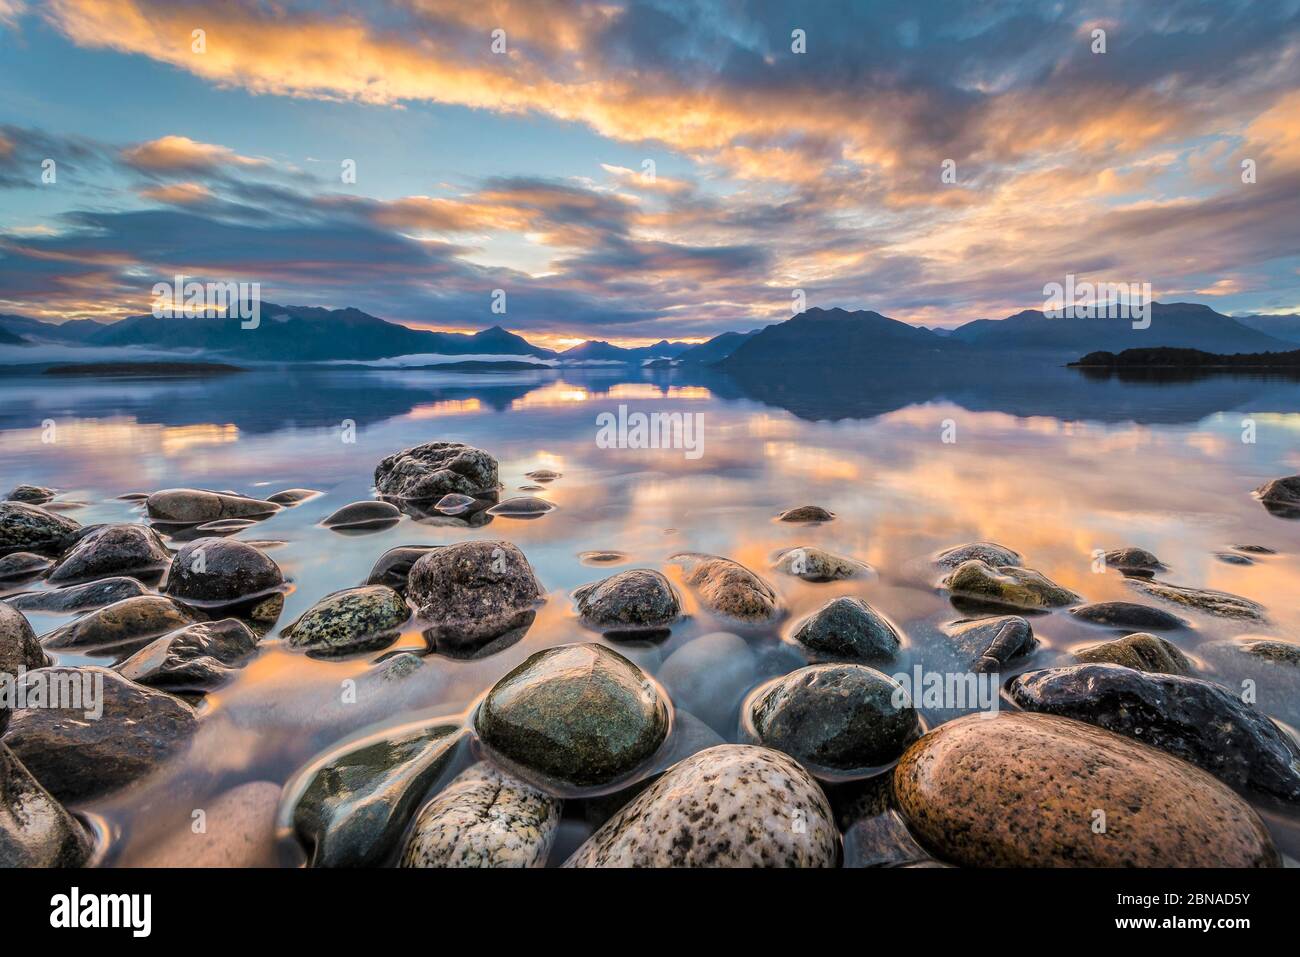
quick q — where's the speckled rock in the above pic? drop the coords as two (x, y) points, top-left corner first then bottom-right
(574, 569), (681, 635)
(163, 538), (284, 605)
(670, 553), (781, 623)
(5, 485), (55, 505)
(1069, 600), (1186, 630)
(5, 667), (198, 803)
(283, 586), (409, 657)
(321, 501), (402, 530)
(656, 632), (759, 737)
(0, 502), (80, 557)
(1074, 632), (1192, 674)
(42, 594), (205, 655)
(1255, 475), (1300, 517)
(0, 743), (92, 867)
(407, 540), (543, 653)
(289, 723), (461, 867)
(1104, 547), (1164, 572)
(773, 546), (869, 582)
(0, 552), (52, 581)
(941, 615), (1037, 672)
(747, 665), (922, 775)
(477, 643), (670, 788)
(400, 762), (562, 868)
(933, 541), (1022, 569)
(364, 545), (441, 595)
(115, 618), (260, 692)
(5, 576), (150, 614)
(893, 712), (1279, 867)
(1008, 664), (1300, 803)
(266, 488), (320, 506)
(778, 505), (834, 523)
(48, 523), (171, 585)
(374, 442), (499, 500)
(1126, 578), (1266, 621)
(791, 597), (901, 663)
(487, 496), (555, 517)
(943, 560), (1080, 610)
(131, 781), (281, 867)
(1199, 637), (1300, 728)
(146, 488), (279, 524)
(565, 745), (838, 867)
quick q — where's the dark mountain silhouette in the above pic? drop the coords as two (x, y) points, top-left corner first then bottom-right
(720, 307), (960, 366)
(560, 338), (693, 363)
(1071, 347), (1300, 371)
(0, 326), (26, 345)
(676, 329), (758, 364)
(1235, 313), (1300, 344)
(0, 314), (105, 343)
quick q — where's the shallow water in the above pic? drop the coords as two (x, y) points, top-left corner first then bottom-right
(2, 361), (1299, 865)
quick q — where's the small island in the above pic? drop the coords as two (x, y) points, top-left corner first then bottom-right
(42, 361), (246, 378)
(1070, 347), (1300, 370)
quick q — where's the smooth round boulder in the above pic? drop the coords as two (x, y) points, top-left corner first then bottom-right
(476, 643), (670, 789)
(0, 743), (91, 867)
(656, 632), (759, 736)
(1255, 475), (1300, 517)
(933, 541), (1022, 568)
(1125, 578), (1265, 621)
(0, 501), (80, 557)
(1199, 637), (1300, 728)
(321, 500), (401, 530)
(893, 712), (1279, 867)
(525, 468), (561, 482)
(115, 618), (260, 692)
(6, 485), (54, 505)
(5, 575), (149, 614)
(1074, 632), (1191, 674)
(283, 586), (409, 657)
(407, 540), (543, 652)
(942, 559), (1080, 609)
(266, 488), (321, 505)
(778, 505), (834, 523)
(41, 594), (205, 656)
(1069, 600), (1186, 630)
(486, 496), (554, 518)
(1104, 547), (1164, 572)
(941, 615), (1037, 672)
(374, 441), (498, 499)
(746, 664), (922, 775)
(364, 545), (441, 595)
(670, 553), (781, 623)
(47, 523), (171, 585)
(773, 545), (868, 581)
(790, 596), (901, 662)
(146, 488), (279, 524)
(1, 604), (47, 735)
(573, 569), (680, 635)
(565, 745), (838, 867)
(164, 538), (284, 605)
(400, 762), (562, 868)
(0, 552), (52, 581)
(1215, 551), (1254, 565)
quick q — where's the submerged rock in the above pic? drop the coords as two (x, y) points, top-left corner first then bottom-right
(1104, 547), (1164, 572)
(942, 559), (1080, 610)
(433, 493), (476, 515)
(525, 469), (561, 482)
(893, 712), (1279, 867)
(0, 743), (92, 867)
(0, 502), (80, 557)
(2, 604), (47, 734)
(773, 545), (868, 582)
(163, 538), (284, 606)
(1068, 600), (1186, 630)
(573, 569), (681, 636)
(0, 552), (52, 581)
(1199, 637), (1300, 728)
(670, 553), (781, 623)
(1125, 578), (1266, 621)
(778, 505), (834, 523)
(486, 496), (555, 518)
(400, 762), (562, 868)
(565, 745), (838, 867)
(476, 643), (670, 789)
(48, 523), (171, 585)
(1255, 475), (1300, 517)
(115, 619), (260, 692)
(941, 615), (1037, 672)
(656, 632), (759, 737)
(6, 485), (55, 505)
(933, 541), (1022, 569)
(6, 576), (150, 614)
(1008, 664), (1300, 803)
(790, 597), (901, 663)
(1215, 551), (1254, 565)
(364, 545), (441, 595)
(321, 501), (402, 531)
(1074, 632), (1192, 674)
(290, 723), (461, 867)
(42, 594), (205, 655)
(374, 441), (499, 499)
(266, 488), (321, 506)
(1232, 544), (1277, 555)
(579, 550), (627, 565)
(407, 540), (543, 653)
(5, 667), (198, 803)
(747, 665), (922, 775)
(132, 780), (281, 868)
(283, 586), (409, 657)
(833, 775), (934, 868)
(146, 488), (279, 524)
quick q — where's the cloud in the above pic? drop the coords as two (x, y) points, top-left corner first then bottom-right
(121, 135), (264, 174)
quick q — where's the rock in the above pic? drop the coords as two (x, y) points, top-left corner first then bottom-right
(374, 441), (499, 500)
(1074, 632), (1192, 674)
(942, 559), (1080, 609)
(400, 762), (562, 868)
(670, 553), (781, 623)
(746, 665), (922, 775)
(477, 643), (670, 789)
(117, 492), (150, 501)
(573, 569), (681, 636)
(289, 723), (461, 867)
(565, 745), (838, 867)
(5, 667), (198, 803)
(146, 488), (279, 524)
(773, 545), (868, 581)
(1126, 578), (1266, 621)
(1199, 637), (1300, 728)
(364, 545), (441, 595)
(1215, 551), (1254, 565)
(283, 586), (409, 657)
(0, 552), (52, 581)
(941, 615), (1037, 672)
(833, 776), (933, 868)
(0, 743), (91, 867)
(1068, 601), (1186, 630)
(6, 485), (55, 505)
(778, 505), (834, 523)
(130, 781), (281, 867)
(266, 488), (321, 506)
(1008, 664), (1300, 803)
(1232, 544), (1276, 555)
(47, 523), (171, 585)
(1104, 547), (1164, 573)
(579, 550), (627, 565)
(2, 604), (47, 734)
(5, 576), (150, 614)
(656, 632), (759, 737)
(321, 501), (402, 530)
(195, 519), (258, 534)
(1255, 475), (1300, 517)
(433, 493), (476, 515)
(407, 540), (543, 653)
(892, 712), (1279, 867)
(163, 538), (284, 606)
(486, 496), (555, 518)
(115, 619), (260, 692)
(525, 469), (561, 482)
(791, 597), (901, 663)
(42, 595), (205, 655)
(0, 502), (80, 557)
(933, 541), (1022, 568)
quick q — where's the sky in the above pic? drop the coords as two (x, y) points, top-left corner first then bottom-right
(1, 0), (1299, 348)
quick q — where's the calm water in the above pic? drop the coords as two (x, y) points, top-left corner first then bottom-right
(2, 362), (1299, 865)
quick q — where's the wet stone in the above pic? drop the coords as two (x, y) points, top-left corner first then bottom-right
(433, 493), (476, 515)
(321, 500), (402, 530)
(375, 442), (499, 500)
(146, 488), (279, 524)
(941, 615), (1037, 672)
(1254, 475), (1300, 517)
(1069, 601), (1187, 630)
(0, 743), (92, 867)
(486, 496), (555, 518)
(791, 596), (901, 663)
(773, 545), (868, 581)
(525, 469), (561, 482)
(266, 488), (321, 506)
(579, 550), (626, 565)
(573, 569), (680, 636)
(48, 523), (171, 585)
(1232, 544), (1276, 555)
(1104, 547), (1164, 572)
(933, 541), (1022, 569)
(115, 618), (260, 692)
(0, 502), (81, 557)
(365, 545), (441, 595)
(1074, 632), (1192, 674)
(6, 485), (55, 505)
(195, 519), (258, 534)
(0, 552), (52, 581)
(778, 505), (834, 523)
(2, 604), (48, 734)
(671, 553), (781, 623)
(1125, 578), (1266, 621)
(1215, 551), (1254, 566)
(284, 586), (409, 657)
(1199, 637), (1300, 728)
(5, 576), (150, 614)
(163, 538), (284, 606)
(942, 559), (1080, 610)
(42, 594), (205, 656)
(407, 540), (543, 654)
(132, 780), (281, 868)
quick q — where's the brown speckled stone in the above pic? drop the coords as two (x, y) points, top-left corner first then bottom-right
(893, 712), (1279, 868)
(670, 553), (781, 622)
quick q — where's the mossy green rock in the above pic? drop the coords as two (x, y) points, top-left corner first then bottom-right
(477, 643), (670, 788)
(943, 559), (1080, 609)
(285, 585), (409, 657)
